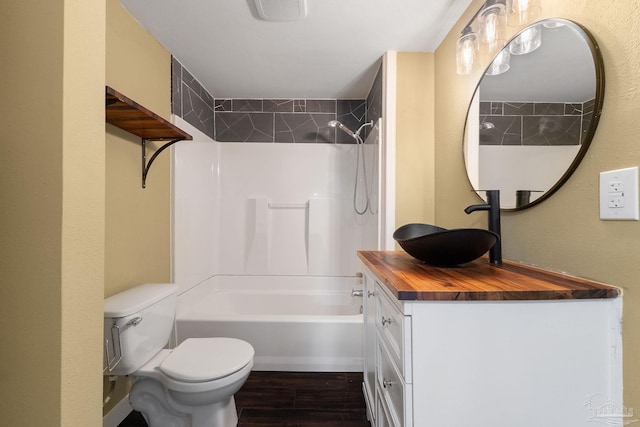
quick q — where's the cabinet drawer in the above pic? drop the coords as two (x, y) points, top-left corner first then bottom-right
(376, 282), (412, 380)
(376, 388), (396, 427)
(377, 335), (412, 427)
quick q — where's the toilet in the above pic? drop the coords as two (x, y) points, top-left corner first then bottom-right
(104, 283), (254, 427)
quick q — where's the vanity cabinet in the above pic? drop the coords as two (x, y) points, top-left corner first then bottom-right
(362, 267), (377, 423)
(375, 281), (412, 427)
(363, 266), (414, 427)
(359, 251), (622, 427)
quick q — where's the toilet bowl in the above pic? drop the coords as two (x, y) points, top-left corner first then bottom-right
(131, 338), (254, 427)
(104, 283), (255, 427)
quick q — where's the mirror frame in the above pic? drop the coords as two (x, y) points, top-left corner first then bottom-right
(462, 18), (605, 211)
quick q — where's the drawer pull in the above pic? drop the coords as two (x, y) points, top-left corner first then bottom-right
(367, 290), (376, 298)
(381, 316), (393, 326)
(383, 378), (393, 389)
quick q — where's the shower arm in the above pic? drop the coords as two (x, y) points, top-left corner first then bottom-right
(353, 121), (374, 139)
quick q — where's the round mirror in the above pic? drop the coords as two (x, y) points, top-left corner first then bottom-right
(463, 19), (605, 210)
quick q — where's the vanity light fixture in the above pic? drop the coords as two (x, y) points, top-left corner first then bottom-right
(485, 49), (511, 75)
(456, 0), (507, 75)
(508, 25), (542, 55)
(479, 0), (507, 53)
(456, 27), (479, 75)
(456, 0), (542, 75)
(506, 0), (541, 27)
(542, 20), (565, 29)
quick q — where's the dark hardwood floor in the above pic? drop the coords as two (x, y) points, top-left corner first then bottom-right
(118, 371), (371, 427)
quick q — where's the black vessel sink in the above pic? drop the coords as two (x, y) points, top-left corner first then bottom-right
(393, 223), (499, 267)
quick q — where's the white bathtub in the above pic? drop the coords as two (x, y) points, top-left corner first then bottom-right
(175, 275), (364, 372)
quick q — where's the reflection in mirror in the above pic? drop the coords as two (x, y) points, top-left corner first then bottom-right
(463, 19), (604, 210)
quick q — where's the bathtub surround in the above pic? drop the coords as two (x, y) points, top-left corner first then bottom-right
(170, 53), (385, 288)
(172, 57), (369, 143)
(172, 110), (379, 372)
(171, 119), (220, 288)
(172, 116), (378, 274)
(172, 118), (380, 284)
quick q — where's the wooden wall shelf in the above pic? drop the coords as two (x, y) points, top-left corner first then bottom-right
(105, 86), (192, 187)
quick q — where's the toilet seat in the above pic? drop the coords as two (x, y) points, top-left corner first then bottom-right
(160, 337), (254, 382)
(135, 337), (255, 394)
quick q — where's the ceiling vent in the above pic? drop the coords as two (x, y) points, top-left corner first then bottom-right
(253, 0), (307, 21)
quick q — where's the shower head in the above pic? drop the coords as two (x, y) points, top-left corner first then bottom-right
(328, 120), (357, 139)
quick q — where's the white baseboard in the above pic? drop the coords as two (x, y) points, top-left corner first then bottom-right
(103, 395), (132, 427)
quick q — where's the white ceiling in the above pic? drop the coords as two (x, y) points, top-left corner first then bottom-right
(119, 0), (473, 99)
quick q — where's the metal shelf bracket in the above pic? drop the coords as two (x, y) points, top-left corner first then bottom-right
(141, 138), (185, 188)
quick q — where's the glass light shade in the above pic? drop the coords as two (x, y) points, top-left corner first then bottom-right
(542, 20), (565, 29)
(506, 0), (541, 26)
(485, 49), (510, 76)
(479, 2), (507, 53)
(508, 26), (541, 55)
(456, 31), (479, 75)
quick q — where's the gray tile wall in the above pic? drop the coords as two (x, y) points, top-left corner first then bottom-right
(479, 100), (594, 146)
(366, 63), (383, 127)
(172, 57), (368, 144)
(172, 57), (215, 139)
(214, 98), (367, 144)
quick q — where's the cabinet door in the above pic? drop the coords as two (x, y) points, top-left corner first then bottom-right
(362, 268), (377, 424)
(376, 387), (397, 427)
(377, 333), (412, 427)
(375, 282), (412, 382)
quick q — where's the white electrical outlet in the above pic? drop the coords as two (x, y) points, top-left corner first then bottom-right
(599, 166), (639, 220)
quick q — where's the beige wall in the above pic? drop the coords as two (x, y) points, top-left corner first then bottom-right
(105, 0), (172, 298)
(395, 53), (437, 227)
(0, 0), (105, 425)
(434, 0), (640, 411)
(103, 0), (173, 413)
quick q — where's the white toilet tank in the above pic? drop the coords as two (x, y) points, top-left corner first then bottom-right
(104, 283), (177, 376)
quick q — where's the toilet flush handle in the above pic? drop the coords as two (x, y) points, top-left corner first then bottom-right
(105, 322), (123, 372)
(127, 317), (143, 327)
(105, 317), (142, 372)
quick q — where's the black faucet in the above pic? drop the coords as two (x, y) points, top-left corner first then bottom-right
(464, 190), (502, 265)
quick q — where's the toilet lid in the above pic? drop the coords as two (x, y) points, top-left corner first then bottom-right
(160, 338), (254, 382)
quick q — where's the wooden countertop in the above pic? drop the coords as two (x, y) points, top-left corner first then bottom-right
(358, 251), (619, 301)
